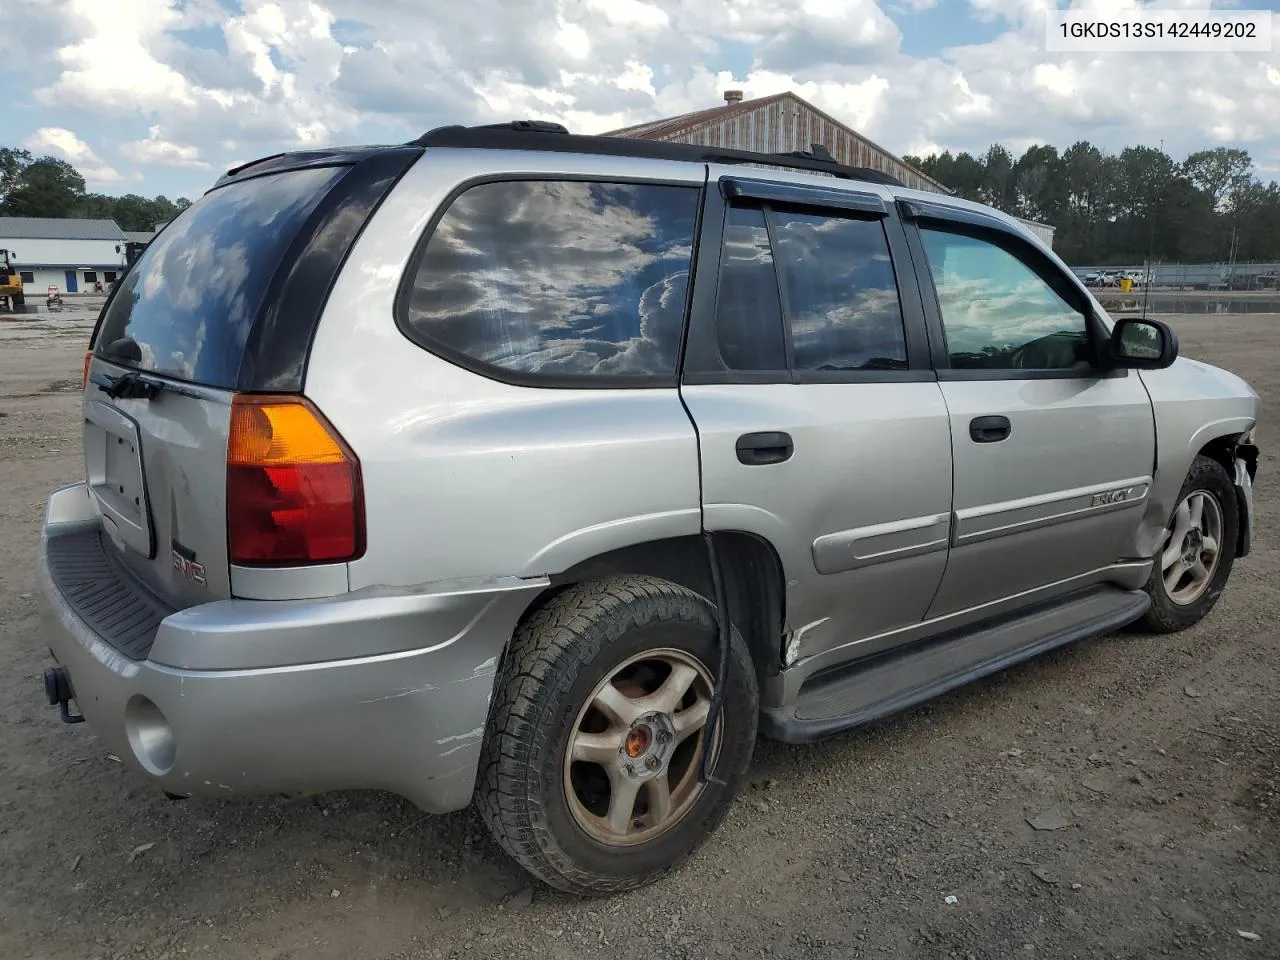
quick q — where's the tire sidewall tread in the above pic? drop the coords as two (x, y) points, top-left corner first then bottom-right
(1139, 454), (1239, 634)
(477, 575), (759, 895)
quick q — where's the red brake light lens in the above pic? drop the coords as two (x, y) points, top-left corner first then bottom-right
(226, 395), (364, 565)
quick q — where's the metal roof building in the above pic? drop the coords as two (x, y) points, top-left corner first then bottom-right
(605, 90), (951, 195)
(0, 217), (129, 295)
(0, 217), (125, 241)
(605, 91), (1056, 248)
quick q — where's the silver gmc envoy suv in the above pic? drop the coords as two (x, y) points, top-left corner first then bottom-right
(38, 123), (1260, 895)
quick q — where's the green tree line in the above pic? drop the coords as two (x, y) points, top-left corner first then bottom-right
(902, 143), (1280, 266)
(0, 148), (192, 232)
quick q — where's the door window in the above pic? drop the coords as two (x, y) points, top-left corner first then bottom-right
(713, 205), (909, 373)
(919, 228), (1091, 371)
(771, 211), (908, 371)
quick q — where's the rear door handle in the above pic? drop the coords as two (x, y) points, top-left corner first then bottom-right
(736, 431), (794, 465)
(969, 415), (1011, 443)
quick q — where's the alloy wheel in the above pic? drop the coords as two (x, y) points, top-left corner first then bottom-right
(1160, 489), (1224, 606)
(563, 648), (719, 846)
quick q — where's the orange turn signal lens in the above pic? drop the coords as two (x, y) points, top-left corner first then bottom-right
(82, 351), (92, 388)
(228, 396), (349, 467)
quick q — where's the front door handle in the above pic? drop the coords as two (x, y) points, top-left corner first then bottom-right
(970, 415), (1011, 443)
(736, 431), (794, 465)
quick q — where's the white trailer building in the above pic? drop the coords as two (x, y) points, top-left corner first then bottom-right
(0, 217), (129, 296)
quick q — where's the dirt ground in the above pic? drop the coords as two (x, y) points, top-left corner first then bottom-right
(2, 309), (1277, 960)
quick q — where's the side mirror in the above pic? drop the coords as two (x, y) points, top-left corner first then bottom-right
(1109, 317), (1178, 370)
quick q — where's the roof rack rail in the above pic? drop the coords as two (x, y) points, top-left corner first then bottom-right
(778, 143), (836, 163)
(407, 123), (902, 187)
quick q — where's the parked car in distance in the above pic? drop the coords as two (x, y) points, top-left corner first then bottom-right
(38, 123), (1261, 896)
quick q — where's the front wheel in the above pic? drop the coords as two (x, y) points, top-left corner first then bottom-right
(476, 575), (758, 895)
(1137, 455), (1239, 633)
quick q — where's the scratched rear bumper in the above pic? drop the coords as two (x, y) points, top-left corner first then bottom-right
(39, 487), (547, 813)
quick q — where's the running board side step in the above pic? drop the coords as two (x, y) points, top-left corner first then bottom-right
(761, 586), (1150, 744)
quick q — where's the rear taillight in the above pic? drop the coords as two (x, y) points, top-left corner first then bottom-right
(226, 395), (364, 566)
(82, 351), (92, 387)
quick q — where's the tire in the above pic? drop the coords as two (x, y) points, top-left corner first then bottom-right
(476, 575), (758, 895)
(12, 292), (23, 308)
(1136, 455), (1239, 633)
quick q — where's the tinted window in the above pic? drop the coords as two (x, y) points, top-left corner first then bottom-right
(402, 180), (700, 380)
(770, 211), (907, 371)
(920, 228), (1090, 371)
(96, 166), (342, 387)
(715, 206), (786, 371)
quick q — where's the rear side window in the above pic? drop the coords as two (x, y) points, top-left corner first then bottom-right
(400, 180), (700, 382)
(715, 206), (787, 371)
(95, 166), (343, 388)
(770, 211), (907, 371)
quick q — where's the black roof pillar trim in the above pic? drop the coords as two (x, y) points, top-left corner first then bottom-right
(720, 177), (888, 216)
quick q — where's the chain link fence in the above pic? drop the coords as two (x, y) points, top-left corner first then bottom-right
(1071, 261), (1280, 291)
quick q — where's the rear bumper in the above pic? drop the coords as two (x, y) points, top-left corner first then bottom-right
(38, 483), (546, 813)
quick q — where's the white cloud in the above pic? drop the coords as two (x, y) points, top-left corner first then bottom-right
(23, 126), (124, 184)
(120, 127), (212, 169)
(584, 0), (671, 28)
(3, 0), (1278, 193)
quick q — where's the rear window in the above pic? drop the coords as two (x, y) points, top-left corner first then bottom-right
(399, 179), (701, 383)
(95, 166), (343, 388)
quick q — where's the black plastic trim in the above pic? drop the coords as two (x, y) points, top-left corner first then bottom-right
(412, 124), (903, 186)
(898, 198), (1010, 233)
(45, 528), (175, 661)
(938, 367), (1128, 382)
(237, 147), (422, 392)
(761, 587), (1150, 743)
(761, 205), (797, 372)
(719, 177), (887, 216)
(392, 172), (706, 391)
(214, 146), (410, 188)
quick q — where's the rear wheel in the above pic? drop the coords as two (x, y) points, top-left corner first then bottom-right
(1137, 455), (1238, 633)
(12, 292), (24, 308)
(477, 575), (758, 895)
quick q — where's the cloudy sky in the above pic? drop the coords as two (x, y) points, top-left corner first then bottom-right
(1, 0), (1277, 200)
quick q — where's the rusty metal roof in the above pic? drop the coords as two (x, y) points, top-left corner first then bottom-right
(604, 91), (950, 194)
(605, 93), (792, 141)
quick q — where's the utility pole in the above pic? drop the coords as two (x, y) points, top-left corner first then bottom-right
(1142, 138), (1163, 319)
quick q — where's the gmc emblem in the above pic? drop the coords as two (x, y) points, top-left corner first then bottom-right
(171, 541), (207, 586)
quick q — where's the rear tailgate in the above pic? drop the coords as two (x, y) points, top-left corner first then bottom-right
(83, 381), (234, 606)
(83, 164), (356, 609)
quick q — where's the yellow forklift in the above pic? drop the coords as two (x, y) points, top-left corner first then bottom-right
(0, 248), (25, 311)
